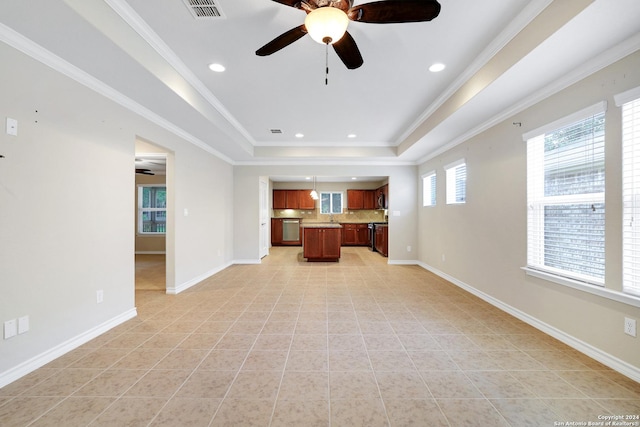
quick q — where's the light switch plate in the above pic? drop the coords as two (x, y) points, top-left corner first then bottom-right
(4, 319), (17, 339)
(18, 316), (29, 334)
(6, 118), (18, 136)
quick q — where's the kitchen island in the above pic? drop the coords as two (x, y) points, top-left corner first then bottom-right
(301, 223), (342, 262)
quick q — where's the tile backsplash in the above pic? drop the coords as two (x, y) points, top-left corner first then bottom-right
(272, 209), (386, 223)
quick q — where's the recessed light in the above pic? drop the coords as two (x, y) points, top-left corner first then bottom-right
(429, 63), (445, 72)
(208, 63), (226, 72)
(347, 134), (357, 138)
(295, 133), (304, 138)
(351, 177), (357, 180)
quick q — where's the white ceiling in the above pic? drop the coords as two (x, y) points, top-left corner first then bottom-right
(1, 0), (639, 168)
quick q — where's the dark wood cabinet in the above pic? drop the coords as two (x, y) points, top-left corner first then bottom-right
(363, 190), (376, 209)
(273, 190), (287, 209)
(374, 225), (388, 257)
(375, 184), (389, 209)
(347, 189), (376, 210)
(274, 189), (314, 209)
(341, 223), (370, 246)
(271, 218), (283, 245)
(347, 190), (363, 210)
(298, 190), (315, 209)
(271, 218), (302, 246)
(303, 227), (341, 261)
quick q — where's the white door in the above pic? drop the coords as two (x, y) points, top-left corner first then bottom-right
(259, 179), (269, 259)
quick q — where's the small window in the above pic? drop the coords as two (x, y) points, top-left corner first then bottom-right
(422, 172), (436, 206)
(138, 185), (166, 234)
(445, 160), (466, 204)
(320, 192), (343, 214)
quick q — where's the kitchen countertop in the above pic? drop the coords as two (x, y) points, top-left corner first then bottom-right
(301, 223), (343, 228)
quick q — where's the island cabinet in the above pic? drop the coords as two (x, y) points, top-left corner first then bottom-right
(374, 224), (388, 257)
(347, 189), (376, 210)
(341, 223), (370, 246)
(303, 227), (341, 262)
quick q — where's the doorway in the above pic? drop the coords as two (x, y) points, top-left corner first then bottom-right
(135, 139), (172, 292)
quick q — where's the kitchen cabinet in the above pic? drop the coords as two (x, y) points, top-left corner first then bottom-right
(298, 190), (316, 209)
(374, 224), (388, 257)
(271, 218), (283, 245)
(271, 218), (301, 246)
(273, 189), (314, 209)
(303, 226), (341, 261)
(347, 189), (376, 210)
(341, 223), (370, 246)
(363, 190), (376, 209)
(375, 184), (389, 209)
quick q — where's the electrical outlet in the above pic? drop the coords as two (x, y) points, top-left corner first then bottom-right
(407, 246), (412, 252)
(624, 317), (636, 337)
(96, 290), (104, 304)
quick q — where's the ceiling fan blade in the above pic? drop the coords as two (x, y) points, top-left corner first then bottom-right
(256, 25), (308, 56)
(270, 0), (302, 8)
(349, 0), (441, 23)
(136, 168), (154, 175)
(332, 31), (363, 70)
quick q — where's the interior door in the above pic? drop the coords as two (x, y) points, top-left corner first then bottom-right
(259, 179), (269, 259)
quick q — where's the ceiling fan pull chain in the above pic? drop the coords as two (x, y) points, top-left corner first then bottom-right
(325, 42), (329, 85)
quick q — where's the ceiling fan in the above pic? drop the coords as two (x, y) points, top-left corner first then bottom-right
(136, 168), (154, 175)
(256, 0), (441, 70)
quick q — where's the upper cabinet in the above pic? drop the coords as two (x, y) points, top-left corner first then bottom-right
(375, 184), (388, 209)
(347, 189), (376, 210)
(298, 190), (316, 209)
(347, 186), (386, 210)
(273, 189), (315, 210)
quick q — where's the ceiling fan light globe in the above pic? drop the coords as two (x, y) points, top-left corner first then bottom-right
(304, 7), (349, 45)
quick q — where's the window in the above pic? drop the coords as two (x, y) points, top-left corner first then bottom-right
(525, 102), (606, 285)
(320, 192), (343, 215)
(445, 159), (466, 204)
(138, 185), (166, 234)
(422, 172), (436, 206)
(618, 87), (640, 296)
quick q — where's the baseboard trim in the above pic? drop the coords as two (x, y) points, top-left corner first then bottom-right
(167, 262), (233, 295)
(417, 262), (640, 383)
(233, 259), (261, 265)
(0, 308), (137, 389)
(388, 259), (420, 265)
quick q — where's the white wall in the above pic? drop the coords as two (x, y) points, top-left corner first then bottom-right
(0, 42), (234, 384)
(417, 50), (640, 377)
(233, 165), (418, 263)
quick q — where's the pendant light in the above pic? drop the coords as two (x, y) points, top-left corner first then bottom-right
(310, 176), (319, 200)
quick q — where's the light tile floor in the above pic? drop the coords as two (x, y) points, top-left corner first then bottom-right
(1, 247), (639, 426)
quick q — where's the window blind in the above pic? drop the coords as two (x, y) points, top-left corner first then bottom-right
(445, 160), (466, 204)
(423, 172), (436, 206)
(526, 109), (605, 285)
(622, 96), (640, 296)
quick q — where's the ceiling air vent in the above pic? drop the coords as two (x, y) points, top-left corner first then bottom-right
(270, 129), (283, 134)
(182, 0), (226, 19)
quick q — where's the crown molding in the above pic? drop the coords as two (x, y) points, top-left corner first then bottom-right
(0, 22), (235, 165)
(416, 33), (640, 165)
(396, 0), (553, 146)
(104, 0), (256, 151)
